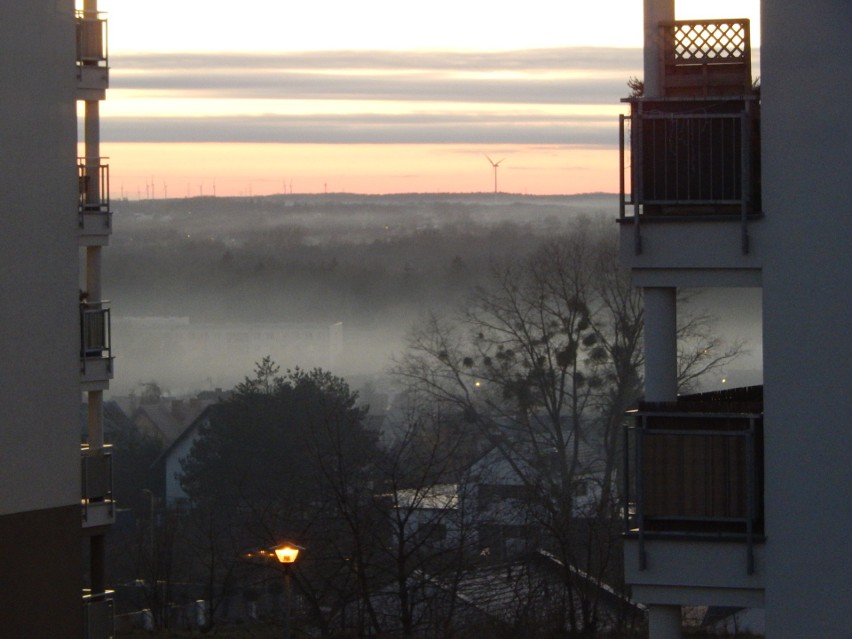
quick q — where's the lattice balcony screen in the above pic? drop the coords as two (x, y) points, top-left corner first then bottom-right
(666, 20), (749, 64)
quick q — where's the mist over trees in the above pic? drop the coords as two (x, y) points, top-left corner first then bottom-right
(108, 194), (611, 321)
(105, 192), (758, 396)
(103, 193), (755, 635)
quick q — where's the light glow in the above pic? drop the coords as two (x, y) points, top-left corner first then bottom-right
(274, 544), (301, 564)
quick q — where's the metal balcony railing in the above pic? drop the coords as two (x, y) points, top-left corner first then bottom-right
(619, 97), (760, 254)
(81, 444), (113, 502)
(76, 12), (108, 67)
(83, 590), (115, 639)
(78, 158), (110, 213)
(618, 18), (759, 254)
(623, 388), (763, 574)
(80, 301), (111, 358)
(81, 444), (115, 528)
(622, 108), (752, 206)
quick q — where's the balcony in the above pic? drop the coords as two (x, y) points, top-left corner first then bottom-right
(76, 11), (109, 98)
(624, 386), (763, 574)
(81, 444), (115, 528)
(619, 19), (760, 256)
(80, 301), (113, 389)
(78, 158), (112, 245)
(83, 590), (115, 639)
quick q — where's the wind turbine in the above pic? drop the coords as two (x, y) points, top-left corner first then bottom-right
(484, 154), (505, 194)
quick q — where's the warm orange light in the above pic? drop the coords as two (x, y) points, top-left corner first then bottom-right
(274, 544), (300, 564)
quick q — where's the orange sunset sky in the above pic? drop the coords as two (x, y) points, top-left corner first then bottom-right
(86, 0), (760, 197)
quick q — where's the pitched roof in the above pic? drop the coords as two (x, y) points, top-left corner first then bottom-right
(131, 398), (218, 444)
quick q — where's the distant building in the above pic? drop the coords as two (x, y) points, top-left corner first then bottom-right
(0, 2), (114, 637)
(618, 3), (851, 638)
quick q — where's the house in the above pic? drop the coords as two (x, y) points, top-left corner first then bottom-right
(386, 483), (462, 549)
(387, 433), (605, 563)
(618, 3), (851, 638)
(156, 404), (222, 509)
(0, 2), (114, 637)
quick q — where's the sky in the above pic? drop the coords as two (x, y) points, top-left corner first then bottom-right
(87, 0), (760, 197)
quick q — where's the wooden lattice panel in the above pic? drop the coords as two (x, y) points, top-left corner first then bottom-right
(659, 19), (752, 97)
(668, 20), (749, 64)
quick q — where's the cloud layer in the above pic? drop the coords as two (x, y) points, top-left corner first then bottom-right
(105, 47), (641, 146)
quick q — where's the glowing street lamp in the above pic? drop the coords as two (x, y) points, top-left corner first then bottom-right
(274, 544), (300, 565)
(273, 542), (302, 639)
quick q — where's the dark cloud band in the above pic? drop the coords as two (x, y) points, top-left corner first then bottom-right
(104, 47), (640, 145)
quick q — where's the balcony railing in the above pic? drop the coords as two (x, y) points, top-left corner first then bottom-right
(81, 444), (115, 527)
(78, 158), (110, 213)
(80, 301), (111, 358)
(619, 96), (760, 253)
(618, 18), (760, 255)
(624, 387), (763, 574)
(80, 300), (113, 388)
(76, 12), (108, 66)
(83, 590), (115, 639)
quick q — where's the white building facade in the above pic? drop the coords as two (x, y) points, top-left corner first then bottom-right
(0, 2), (115, 637)
(619, 1), (851, 638)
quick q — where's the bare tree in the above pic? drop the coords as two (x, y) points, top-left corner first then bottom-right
(395, 223), (741, 636)
(313, 398), (479, 638)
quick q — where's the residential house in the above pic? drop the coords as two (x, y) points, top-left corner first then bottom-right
(156, 404), (221, 509)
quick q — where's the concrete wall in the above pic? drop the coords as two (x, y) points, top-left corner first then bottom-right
(760, 1), (852, 636)
(0, 2), (82, 637)
(0, 1), (80, 515)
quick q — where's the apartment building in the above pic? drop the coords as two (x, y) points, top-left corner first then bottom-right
(619, 1), (851, 638)
(0, 2), (114, 637)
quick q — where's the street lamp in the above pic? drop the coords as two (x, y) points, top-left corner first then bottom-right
(274, 544), (300, 565)
(273, 542), (302, 639)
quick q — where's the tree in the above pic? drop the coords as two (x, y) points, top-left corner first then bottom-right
(396, 222), (741, 636)
(181, 359), (370, 511)
(179, 358), (383, 632)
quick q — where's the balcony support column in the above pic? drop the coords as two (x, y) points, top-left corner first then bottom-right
(87, 391), (104, 448)
(90, 533), (106, 593)
(644, 0), (674, 98)
(86, 246), (101, 300)
(643, 287), (678, 402)
(649, 605), (682, 639)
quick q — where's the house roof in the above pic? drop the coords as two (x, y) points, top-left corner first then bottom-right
(151, 403), (221, 470)
(131, 398), (218, 444)
(452, 550), (642, 626)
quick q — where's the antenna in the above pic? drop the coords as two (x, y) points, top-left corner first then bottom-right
(484, 154), (505, 194)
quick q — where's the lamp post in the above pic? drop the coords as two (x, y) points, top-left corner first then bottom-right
(273, 543), (301, 639)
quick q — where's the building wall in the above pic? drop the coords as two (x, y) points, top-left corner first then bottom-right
(760, 1), (852, 636)
(0, 1), (82, 636)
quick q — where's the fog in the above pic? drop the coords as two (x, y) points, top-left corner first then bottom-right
(103, 192), (761, 397)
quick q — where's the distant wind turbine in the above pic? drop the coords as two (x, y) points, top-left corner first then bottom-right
(484, 154), (505, 194)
